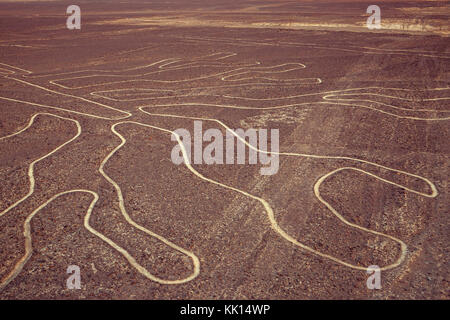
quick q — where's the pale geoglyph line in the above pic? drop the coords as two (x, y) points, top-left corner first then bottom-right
(0, 63), (33, 74)
(98, 122), (201, 283)
(89, 82), (309, 102)
(138, 108), (439, 199)
(0, 96), (130, 121)
(221, 86), (450, 101)
(0, 188), (200, 291)
(4, 79), (132, 120)
(219, 87), (450, 120)
(22, 58), (181, 79)
(134, 83), (449, 121)
(0, 190), (99, 291)
(175, 36), (450, 59)
(0, 63), (132, 120)
(138, 107), (437, 197)
(73, 64), (448, 120)
(4, 55), (447, 120)
(0, 109), (437, 291)
(140, 99), (450, 121)
(0, 114), (200, 291)
(20, 52), (240, 79)
(0, 113), (82, 219)
(0, 68), (15, 75)
(21, 52), (259, 90)
(46, 62), (291, 90)
(9, 52), (298, 90)
(322, 94), (450, 119)
(26, 50), (443, 121)
(92, 86), (449, 104)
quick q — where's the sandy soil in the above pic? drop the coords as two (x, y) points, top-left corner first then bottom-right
(0, 0), (448, 299)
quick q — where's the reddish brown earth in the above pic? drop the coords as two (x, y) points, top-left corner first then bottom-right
(0, 0), (448, 299)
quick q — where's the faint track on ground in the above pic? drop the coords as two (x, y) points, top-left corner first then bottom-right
(0, 40), (448, 290)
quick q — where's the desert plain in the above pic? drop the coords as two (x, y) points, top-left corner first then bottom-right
(0, 0), (448, 299)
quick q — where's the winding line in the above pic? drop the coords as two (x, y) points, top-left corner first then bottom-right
(138, 109), (439, 270)
(98, 121), (201, 284)
(25, 51), (443, 121)
(0, 113), (82, 219)
(89, 82), (317, 102)
(0, 96), (130, 121)
(176, 36), (450, 59)
(140, 98), (450, 121)
(30, 53), (263, 90)
(0, 63), (132, 120)
(5, 56), (447, 121)
(139, 108), (438, 198)
(0, 114), (200, 291)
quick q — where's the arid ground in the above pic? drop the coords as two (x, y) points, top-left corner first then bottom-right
(0, 0), (448, 299)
